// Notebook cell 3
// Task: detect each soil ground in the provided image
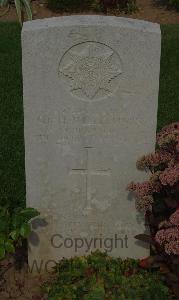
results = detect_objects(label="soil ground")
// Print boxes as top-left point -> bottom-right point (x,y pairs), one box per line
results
0,0 -> 179,24
0,257 -> 55,300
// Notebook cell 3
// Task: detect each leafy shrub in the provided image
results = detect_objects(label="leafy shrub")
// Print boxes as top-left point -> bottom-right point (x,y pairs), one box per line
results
44,251 -> 171,299
100,0 -> 138,13
124,0 -> 137,13
157,0 -> 179,11
47,0 -> 137,13
47,0 -> 96,12
0,206 -> 39,260
0,0 -> 32,24
127,122 -> 179,297
167,0 -> 179,10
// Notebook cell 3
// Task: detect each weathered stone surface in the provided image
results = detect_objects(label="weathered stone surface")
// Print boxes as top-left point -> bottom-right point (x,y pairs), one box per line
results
22,16 -> 161,270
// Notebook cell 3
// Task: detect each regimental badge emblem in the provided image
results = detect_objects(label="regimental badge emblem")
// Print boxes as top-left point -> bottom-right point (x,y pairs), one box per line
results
59,42 -> 122,101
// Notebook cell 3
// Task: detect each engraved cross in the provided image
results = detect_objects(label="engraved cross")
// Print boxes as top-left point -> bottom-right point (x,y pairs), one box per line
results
70,147 -> 111,212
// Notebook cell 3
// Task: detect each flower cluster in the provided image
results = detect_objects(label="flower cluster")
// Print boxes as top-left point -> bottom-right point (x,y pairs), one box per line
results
127,122 -> 179,259
159,163 -> 179,186
127,181 -> 159,212
165,241 -> 179,255
155,227 -> 179,245
135,196 -> 154,212
155,210 -> 179,255
136,151 -> 174,170
156,122 -> 179,148
127,181 -> 153,198
136,122 -> 179,172
170,209 -> 179,225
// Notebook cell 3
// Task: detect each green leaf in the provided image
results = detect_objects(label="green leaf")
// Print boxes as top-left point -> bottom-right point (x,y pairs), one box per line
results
135,234 -> 155,245
0,233 -> 6,243
19,207 -> 40,221
0,217 -> 8,232
0,0 -> 9,8
9,230 -> 20,241
12,214 -> 22,228
5,240 -> 15,254
20,223 -> 31,238
0,246 -> 6,260
0,237 -> 5,245
14,0 -> 22,25
22,0 -> 33,21
84,286 -> 105,299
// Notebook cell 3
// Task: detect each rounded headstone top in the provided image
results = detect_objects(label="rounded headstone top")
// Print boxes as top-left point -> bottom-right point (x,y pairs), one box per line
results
22,16 -> 160,34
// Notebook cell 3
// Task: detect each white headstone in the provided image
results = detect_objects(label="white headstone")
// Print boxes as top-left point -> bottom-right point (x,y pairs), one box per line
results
22,16 -> 161,271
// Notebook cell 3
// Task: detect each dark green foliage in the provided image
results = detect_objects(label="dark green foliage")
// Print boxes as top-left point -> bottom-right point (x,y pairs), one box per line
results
101,0 -> 138,13
168,0 -> 179,9
0,22 -> 25,209
157,25 -> 179,130
157,0 -> 179,10
44,251 -> 171,299
123,0 -> 138,13
47,0 -> 137,13
0,206 -> 39,260
47,0 -> 97,12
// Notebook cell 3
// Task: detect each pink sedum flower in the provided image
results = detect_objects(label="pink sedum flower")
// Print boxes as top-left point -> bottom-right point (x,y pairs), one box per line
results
127,181 -> 153,198
155,224 -> 179,255
136,150 -> 174,171
127,180 -> 162,199
155,227 -> 179,244
156,122 -> 179,157
165,241 -> 179,255
169,209 -> 179,226
135,196 -> 153,212
158,122 -> 179,136
155,229 -> 167,245
159,164 -> 179,186
128,123 -> 179,256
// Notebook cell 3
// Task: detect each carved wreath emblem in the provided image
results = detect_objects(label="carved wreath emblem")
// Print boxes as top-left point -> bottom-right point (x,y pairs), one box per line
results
59,42 -> 122,101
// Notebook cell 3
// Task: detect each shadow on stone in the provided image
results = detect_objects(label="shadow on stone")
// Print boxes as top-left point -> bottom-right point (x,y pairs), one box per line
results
134,239 -> 149,250
31,218 -> 48,230
127,191 -> 135,202
28,231 -> 40,246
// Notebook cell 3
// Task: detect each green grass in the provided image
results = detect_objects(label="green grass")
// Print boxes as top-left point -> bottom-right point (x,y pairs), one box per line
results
157,25 -> 179,130
0,23 -> 178,208
0,23 -> 25,208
